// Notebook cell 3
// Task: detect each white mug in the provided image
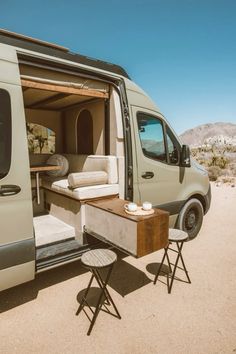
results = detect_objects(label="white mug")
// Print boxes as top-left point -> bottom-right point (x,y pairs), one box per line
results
124,202 -> 138,212
142,201 -> 152,211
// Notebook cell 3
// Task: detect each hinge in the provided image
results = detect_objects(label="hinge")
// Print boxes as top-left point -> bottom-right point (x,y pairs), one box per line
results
123,105 -> 129,116
128,165 -> 133,176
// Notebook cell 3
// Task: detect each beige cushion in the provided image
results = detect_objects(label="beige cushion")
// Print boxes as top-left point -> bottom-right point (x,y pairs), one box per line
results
83,155 -> 118,184
46,154 -> 69,177
47,179 -> 119,200
68,171 -> 108,189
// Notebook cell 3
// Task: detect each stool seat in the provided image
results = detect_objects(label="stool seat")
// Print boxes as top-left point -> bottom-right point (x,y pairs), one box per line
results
81,249 -> 117,268
77,248 -> 120,335
169,228 -> 188,242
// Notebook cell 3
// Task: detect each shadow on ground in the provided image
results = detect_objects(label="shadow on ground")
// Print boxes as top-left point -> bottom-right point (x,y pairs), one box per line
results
0,250 -> 151,313
0,259 -> 87,314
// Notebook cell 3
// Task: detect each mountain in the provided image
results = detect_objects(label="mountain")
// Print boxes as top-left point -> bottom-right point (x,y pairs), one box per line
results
179,122 -> 236,147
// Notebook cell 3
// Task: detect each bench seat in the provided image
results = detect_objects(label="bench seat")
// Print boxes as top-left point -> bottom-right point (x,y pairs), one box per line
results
42,178 -> 119,201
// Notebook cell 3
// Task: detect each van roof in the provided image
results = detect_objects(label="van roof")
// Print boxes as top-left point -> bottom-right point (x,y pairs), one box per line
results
0,29 -> 130,79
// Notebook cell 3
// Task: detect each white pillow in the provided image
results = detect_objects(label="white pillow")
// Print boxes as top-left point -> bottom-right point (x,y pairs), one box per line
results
46,154 -> 69,177
68,171 -> 108,189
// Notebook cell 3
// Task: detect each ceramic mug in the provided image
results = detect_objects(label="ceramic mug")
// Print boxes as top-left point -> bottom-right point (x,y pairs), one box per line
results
142,201 -> 152,211
124,202 -> 138,212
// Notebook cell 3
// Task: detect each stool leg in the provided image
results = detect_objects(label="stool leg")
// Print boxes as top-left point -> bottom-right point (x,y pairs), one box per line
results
76,273 -> 94,316
94,268 -> 121,320
87,265 -> 115,336
176,242 -> 191,284
168,241 -> 184,293
154,247 -> 169,285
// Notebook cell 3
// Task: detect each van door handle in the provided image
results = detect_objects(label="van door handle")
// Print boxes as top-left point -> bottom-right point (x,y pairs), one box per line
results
141,171 -> 154,179
0,184 -> 21,196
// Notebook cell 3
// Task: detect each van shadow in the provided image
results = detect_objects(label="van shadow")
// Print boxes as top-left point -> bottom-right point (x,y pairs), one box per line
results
0,250 -> 151,313
0,260 -> 87,314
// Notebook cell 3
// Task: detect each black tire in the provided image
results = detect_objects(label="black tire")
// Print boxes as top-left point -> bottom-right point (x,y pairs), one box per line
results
177,198 -> 204,240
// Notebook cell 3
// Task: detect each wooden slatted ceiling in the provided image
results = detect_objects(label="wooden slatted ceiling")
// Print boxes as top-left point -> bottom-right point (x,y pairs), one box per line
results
21,79 -> 109,99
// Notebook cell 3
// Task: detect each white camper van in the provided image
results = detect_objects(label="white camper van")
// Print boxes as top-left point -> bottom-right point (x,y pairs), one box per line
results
0,30 -> 211,291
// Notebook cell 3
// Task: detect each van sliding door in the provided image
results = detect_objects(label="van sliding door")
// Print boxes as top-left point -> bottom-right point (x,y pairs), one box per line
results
0,44 -> 35,291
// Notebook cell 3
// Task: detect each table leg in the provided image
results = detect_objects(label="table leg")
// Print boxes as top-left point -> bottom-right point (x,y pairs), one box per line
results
36,172 -> 40,205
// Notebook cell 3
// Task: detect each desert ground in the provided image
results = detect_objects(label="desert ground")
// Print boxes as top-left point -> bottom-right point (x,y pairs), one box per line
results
0,183 -> 235,354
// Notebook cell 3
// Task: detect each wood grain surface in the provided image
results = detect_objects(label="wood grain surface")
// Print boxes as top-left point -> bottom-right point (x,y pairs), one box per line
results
81,249 -> 117,268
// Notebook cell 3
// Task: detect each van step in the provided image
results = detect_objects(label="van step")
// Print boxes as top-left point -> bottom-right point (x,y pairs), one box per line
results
34,214 -> 75,247
36,238 -> 102,271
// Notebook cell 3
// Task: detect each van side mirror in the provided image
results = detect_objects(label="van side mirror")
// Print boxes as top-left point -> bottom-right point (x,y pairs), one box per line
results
181,145 -> 191,167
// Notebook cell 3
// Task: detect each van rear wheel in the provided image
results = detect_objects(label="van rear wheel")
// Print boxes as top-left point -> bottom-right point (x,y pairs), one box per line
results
177,198 -> 204,240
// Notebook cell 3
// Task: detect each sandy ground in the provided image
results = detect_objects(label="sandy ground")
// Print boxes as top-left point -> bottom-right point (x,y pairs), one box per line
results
0,183 -> 236,354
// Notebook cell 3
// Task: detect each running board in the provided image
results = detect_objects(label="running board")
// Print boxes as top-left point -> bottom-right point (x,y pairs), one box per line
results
36,238 -> 102,272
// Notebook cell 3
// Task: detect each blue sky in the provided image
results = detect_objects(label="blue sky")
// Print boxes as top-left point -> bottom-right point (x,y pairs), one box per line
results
0,0 -> 235,134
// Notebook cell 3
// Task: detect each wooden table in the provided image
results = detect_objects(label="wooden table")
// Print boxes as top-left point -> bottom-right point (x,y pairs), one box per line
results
85,198 -> 169,257
30,165 -> 61,204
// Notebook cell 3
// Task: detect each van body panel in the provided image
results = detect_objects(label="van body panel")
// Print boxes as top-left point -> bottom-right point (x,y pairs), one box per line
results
0,44 -> 21,85
0,261 -> 35,292
131,105 -> 183,207
0,238 -> 35,270
0,31 -> 211,291
0,45 -> 35,288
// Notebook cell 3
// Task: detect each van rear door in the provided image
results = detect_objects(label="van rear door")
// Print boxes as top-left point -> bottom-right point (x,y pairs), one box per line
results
0,44 -> 35,291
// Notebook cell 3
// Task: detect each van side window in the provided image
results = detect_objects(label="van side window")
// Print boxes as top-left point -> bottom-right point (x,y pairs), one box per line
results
0,89 -> 11,179
166,126 -> 180,165
26,123 -> 56,154
137,113 -> 166,162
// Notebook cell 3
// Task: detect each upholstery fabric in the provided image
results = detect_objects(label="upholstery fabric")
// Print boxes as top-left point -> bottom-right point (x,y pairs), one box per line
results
68,171 -> 108,189
46,154 -> 69,177
48,179 -> 119,200
83,155 -> 118,184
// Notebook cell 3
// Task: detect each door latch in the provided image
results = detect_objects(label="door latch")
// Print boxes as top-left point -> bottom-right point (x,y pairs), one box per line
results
0,184 -> 21,196
141,171 -> 154,179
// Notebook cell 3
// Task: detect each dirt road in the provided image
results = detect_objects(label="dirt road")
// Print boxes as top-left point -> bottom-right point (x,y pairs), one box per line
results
0,184 -> 235,354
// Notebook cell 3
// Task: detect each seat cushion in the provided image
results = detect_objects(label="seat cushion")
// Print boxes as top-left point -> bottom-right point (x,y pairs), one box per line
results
68,171 -> 108,189
83,155 -> 118,184
44,178 -> 119,201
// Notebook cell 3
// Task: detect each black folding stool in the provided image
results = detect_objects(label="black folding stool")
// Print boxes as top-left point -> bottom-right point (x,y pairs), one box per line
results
154,228 -> 191,293
76,248 -> 121,335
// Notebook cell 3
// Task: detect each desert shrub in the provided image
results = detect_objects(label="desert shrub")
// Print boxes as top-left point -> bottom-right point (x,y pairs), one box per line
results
208,155 -> 229,169
229,163 -> 236,176
207,166 -> 222,181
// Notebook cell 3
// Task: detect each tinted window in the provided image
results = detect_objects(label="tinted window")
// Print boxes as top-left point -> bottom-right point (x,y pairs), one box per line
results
137,113 -> 166,162
166,127 -> 180,165
0,89 -> 11,179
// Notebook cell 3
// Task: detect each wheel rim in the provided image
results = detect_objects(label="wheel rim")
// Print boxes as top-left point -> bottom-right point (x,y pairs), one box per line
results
185,207 -> 199,232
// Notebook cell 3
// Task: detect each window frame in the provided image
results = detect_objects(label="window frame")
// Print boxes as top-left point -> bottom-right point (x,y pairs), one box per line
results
164,124 -> 181,166
136,111 -> 181,166
136,111 -> 167,163
0,88 -> 12,180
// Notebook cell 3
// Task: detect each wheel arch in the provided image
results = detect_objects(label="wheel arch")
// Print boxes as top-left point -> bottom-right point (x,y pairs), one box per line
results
186,193 -> 206,214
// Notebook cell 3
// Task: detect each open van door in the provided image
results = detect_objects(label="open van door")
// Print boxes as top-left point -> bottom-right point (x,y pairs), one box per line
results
0,44 -> 35,291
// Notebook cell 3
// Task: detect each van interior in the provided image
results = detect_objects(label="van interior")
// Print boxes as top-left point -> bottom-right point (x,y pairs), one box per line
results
19,63 -> 125,270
